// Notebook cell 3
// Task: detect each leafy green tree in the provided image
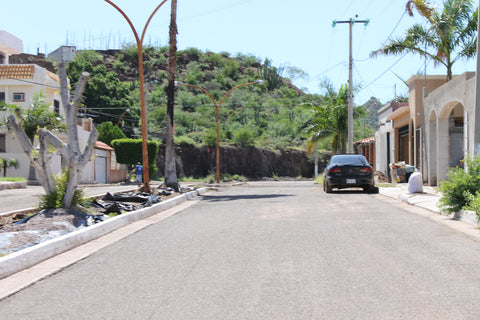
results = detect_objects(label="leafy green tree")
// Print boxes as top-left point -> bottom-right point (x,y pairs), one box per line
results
67,51 -> 136,130
20,92 -> 66,143
372,0 -> 478,81
97,122 -> 127,146
7,92 -> 66,182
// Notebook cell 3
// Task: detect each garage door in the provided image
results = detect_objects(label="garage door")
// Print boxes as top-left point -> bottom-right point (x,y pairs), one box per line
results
95,156 -> 107,183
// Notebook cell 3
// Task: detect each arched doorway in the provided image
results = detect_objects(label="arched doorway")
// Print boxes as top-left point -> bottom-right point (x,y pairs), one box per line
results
437,102 -> 465,181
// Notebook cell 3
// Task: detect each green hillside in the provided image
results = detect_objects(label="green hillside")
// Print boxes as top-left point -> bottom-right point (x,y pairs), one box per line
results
66,45 -> 377,151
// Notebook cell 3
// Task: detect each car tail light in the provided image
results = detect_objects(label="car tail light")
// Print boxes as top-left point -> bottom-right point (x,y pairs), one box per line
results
329,168 -> 341,174
360,167 -> 372,173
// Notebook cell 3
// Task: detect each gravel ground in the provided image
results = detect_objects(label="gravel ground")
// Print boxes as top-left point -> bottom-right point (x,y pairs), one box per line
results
0,189 -> 183,255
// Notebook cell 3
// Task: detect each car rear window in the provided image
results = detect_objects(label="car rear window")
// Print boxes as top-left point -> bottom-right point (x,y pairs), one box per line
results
330,155 -> 368,166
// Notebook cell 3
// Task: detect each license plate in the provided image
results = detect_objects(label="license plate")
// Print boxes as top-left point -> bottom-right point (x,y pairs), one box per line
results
346,179 -> 356,184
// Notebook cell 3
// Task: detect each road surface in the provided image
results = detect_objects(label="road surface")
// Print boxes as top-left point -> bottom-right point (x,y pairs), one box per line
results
1,181 -> 480,319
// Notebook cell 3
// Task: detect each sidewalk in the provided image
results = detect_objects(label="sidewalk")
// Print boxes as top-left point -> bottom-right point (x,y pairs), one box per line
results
378,183 -> 442,214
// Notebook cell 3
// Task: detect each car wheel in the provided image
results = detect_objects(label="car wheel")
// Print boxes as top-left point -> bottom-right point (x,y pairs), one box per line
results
365,185 -> 379,194
324,180 -> 332,193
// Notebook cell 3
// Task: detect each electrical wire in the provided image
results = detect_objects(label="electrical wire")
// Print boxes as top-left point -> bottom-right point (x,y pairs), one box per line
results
382,10 -> 407,45
364,53 -> 408,88
4,78 -> 60,90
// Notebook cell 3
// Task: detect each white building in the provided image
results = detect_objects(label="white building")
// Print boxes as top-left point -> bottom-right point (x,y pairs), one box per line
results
48,46 -> 77,63
0,31 -> 128,184
374,101 -> 397,181
0,30 -> 22,65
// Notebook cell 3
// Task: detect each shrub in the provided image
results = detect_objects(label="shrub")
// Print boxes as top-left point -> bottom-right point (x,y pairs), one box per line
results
464,191 -> 480,218
39,171 -> 89,209
438,157 -> 480,213
111,139 -> 160,177
174,135 -> 196,147
203,129 -> 217,147
233,128 -> 255,147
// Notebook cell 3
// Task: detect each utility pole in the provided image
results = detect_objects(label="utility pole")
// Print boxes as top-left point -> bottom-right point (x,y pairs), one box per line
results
474,0 -> 480,156
332,15 -> 369,153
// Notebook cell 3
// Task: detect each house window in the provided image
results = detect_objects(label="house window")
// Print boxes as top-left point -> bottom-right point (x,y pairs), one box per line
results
0,92 -> 5,103
12,93 -> 25,102
0,134 -> 5,153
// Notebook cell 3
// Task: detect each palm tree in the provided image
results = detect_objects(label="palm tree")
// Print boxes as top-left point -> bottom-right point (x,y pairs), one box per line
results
406,0 -> 435,17
372,0 -> 478,81
0,157 -> 19,177
303,82 -> 350,154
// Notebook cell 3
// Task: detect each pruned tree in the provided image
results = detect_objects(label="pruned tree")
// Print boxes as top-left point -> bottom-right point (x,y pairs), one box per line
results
7,61 -> 98,208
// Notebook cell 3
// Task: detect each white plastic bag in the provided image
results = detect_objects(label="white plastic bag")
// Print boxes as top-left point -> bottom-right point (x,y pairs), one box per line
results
408,171 -> 423,193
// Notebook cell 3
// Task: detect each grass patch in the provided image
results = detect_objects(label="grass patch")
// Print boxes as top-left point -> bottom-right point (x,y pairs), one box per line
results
315,175 -> 324,185
376,183 -> 396,187
0,177 -> 26,182
178,176 -> 203,183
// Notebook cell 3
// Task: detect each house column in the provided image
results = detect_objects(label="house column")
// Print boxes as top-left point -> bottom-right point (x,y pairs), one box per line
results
427,116 -> 437,185
437,117 -> 450,182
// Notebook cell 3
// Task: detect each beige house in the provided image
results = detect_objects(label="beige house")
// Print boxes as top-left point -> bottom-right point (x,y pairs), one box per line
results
375,72 -> 476,186
423,72 -> 475,186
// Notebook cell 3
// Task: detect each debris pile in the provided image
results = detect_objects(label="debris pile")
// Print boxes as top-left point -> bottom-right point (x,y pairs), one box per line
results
0,186 -> 195,255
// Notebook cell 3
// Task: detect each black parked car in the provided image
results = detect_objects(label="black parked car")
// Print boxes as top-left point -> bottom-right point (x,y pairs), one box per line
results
323,154 -> 378,193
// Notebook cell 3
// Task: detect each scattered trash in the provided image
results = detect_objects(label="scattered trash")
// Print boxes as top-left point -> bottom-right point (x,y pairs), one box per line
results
0,185 -> 194,255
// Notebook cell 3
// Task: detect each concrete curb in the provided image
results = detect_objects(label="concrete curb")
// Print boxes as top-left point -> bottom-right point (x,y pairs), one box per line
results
453,210 -> 480,226
0,187 -> 207,280
0,181 -> 27,191
384,187 -> 480,227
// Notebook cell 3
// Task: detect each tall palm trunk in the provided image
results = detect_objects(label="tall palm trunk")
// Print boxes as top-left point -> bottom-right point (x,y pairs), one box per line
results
165,0 -> 178,190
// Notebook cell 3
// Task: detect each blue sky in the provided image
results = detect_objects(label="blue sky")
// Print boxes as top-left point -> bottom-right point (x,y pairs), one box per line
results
1,0 -> 477,105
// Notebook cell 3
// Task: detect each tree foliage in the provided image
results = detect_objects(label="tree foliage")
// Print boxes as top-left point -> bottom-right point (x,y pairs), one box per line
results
303,81 -> 367,154
111,139 -> 160,176
67,51 -> 136,134
0,157 -> 19,177
97,121 -> 127,146
65,46 -> 378,154
14,92 -> 66,143
372,0 -> 478,81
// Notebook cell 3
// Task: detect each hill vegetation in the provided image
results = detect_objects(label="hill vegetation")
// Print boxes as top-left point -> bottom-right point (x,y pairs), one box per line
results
66,45 -> 378,152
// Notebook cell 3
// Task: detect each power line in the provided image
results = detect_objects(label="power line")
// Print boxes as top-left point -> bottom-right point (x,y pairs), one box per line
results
364,53 -> 407,88
383,10 -> 407,45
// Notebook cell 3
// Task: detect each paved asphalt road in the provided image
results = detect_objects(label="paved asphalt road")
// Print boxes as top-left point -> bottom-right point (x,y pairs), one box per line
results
1,181 -> 480,319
